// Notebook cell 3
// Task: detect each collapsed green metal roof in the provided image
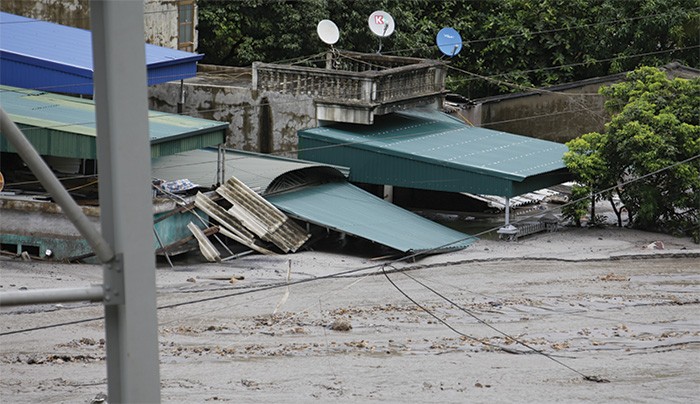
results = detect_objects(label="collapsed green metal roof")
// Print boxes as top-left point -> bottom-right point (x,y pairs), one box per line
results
298,109 -> 572,197
153,149 -> 473,254
266,179 -> 475,254
0,85 -> 227,159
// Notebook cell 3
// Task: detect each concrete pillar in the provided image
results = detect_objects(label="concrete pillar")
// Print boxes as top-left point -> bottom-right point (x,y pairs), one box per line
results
504,196 -> 510,226
383,185 -> 393,202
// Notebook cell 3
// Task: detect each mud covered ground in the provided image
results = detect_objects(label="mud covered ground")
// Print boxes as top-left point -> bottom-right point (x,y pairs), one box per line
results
1,226 -> 699,403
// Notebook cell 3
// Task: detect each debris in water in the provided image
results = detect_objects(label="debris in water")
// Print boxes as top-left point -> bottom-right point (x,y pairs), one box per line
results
330,318 -> 352,332
644,241 -> 664,250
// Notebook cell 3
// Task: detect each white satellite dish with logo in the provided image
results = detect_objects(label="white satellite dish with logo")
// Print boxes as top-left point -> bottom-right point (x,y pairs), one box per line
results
317,19 -> 340,45
368,10 -> 395,37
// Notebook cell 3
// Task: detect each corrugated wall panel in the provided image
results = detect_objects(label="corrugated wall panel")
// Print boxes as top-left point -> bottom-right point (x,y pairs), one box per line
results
0,125 -> 97,159
150,132 -> 225,158
0,57 -> 93,94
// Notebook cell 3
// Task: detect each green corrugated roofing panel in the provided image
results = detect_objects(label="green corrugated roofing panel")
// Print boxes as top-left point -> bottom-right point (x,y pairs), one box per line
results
0,85 -> 227,159
299,109 -> 571,196
266,181 -> 475,254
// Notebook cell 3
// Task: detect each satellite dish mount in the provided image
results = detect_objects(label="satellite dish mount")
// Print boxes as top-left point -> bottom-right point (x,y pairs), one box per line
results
317,19 -> 341,69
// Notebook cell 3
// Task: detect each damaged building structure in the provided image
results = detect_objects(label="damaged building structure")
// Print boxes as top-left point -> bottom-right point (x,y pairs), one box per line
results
1,11 -> 575,263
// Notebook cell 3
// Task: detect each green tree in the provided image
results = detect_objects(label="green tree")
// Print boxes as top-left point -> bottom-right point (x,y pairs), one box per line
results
197,0 -> 699,99
197,0 -> 331,66
565,66 -> 700,241
562,132 -> 612,226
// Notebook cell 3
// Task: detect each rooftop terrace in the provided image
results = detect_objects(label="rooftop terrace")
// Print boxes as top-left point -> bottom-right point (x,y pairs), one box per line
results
252,51 -> 448,124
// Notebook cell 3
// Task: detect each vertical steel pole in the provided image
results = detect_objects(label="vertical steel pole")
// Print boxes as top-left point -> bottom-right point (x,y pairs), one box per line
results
177,79 -> 184,114
504,196 -> 510,226
90,1 -> 161,402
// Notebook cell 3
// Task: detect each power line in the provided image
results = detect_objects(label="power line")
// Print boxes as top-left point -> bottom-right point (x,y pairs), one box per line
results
447,46 -> 700,88
0,262 -> 384,337
2,153 -> 698,337
375,155 -> 699,377
381,265 -> 610,383
5,42 -> 694,142
384,8 -> 700,57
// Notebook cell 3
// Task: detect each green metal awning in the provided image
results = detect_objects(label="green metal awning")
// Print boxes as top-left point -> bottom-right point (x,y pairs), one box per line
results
266,179 -> 475,254
0,85 -> 227,159
298,109 -> 572,197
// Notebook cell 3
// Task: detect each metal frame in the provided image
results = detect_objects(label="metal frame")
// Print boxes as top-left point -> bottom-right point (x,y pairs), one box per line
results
0,1 -> 161,402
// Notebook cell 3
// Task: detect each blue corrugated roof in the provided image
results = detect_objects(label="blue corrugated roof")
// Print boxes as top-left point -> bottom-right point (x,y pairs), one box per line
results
0,12 -> 203,95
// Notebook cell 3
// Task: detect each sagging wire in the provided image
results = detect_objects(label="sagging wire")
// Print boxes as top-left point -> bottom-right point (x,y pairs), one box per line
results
381,264 -> 610,383
2,155 -> 698,338
0,260 -> 386,337
396,153 -> 700,263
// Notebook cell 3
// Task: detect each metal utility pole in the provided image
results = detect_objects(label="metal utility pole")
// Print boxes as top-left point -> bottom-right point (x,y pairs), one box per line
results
0,1 -> 161,401
91,1 -> 161,402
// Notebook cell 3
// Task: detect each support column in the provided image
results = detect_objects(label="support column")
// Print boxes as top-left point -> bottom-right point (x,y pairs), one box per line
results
504,196 -> 510,226
177,79 -> 185,114
497,195 -> 517,241
91,1 -> 160,402
383,185 -> 393,202
217,144 -> 226,185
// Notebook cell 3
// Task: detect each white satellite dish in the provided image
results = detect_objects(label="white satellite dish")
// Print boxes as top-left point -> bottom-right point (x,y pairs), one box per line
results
368,10 -> 395,37
317,19 -> 340,45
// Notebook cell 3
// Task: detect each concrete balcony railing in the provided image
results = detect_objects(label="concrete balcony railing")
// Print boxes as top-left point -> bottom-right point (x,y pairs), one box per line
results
252,51 -> 447,124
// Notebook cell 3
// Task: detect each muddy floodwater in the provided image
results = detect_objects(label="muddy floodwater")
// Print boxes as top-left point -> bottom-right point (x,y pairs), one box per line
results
1,227 -> 698,403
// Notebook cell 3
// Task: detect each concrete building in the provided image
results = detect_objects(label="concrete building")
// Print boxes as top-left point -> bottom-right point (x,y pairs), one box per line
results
453,62 -> 700,143
149,51 -> 448,157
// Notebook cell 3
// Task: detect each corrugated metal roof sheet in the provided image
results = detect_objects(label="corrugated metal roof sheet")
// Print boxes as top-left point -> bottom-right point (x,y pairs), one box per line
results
153,149 -> 471,254
266,181 -> 475,254
216,177 -> 310,253
194,192 -> 275,255
0,85 -> 227,159
298,109 -> 572,197
152,148 -> 349,191
0,12 -> 203,94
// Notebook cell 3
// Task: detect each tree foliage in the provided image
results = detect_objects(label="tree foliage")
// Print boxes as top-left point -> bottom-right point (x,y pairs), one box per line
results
197,0 -> 699,98
564,67 -> 700,241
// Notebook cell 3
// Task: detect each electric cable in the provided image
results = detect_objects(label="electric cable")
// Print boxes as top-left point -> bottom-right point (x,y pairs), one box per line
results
382,265 -> 609,382
0,263 -> 384,337
5,44 -> 694,149
382,8 -> 700,57
2,153 -> 697,337
447,46 -> 700,88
